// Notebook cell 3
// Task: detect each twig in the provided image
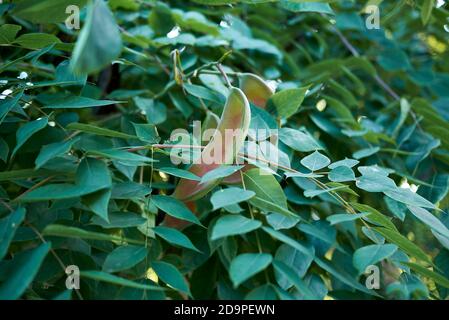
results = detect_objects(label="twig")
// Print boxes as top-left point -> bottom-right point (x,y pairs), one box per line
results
12,176 -> 54,202
216,64 -> 232,87
25,221 -> 84,300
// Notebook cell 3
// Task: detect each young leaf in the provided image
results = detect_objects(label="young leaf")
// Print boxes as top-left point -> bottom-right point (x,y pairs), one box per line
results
300,151 -> 331,172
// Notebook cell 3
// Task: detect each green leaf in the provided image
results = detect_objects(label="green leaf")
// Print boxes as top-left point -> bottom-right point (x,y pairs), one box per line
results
328,166 -> 355,182
152,261 -> 190,295
328,158 -> 359,169
0,24 -> 22,44
327,212 -> 370,225
44,96 -> 119,109
76,158 -> 111,194
0,168 -> 53,182
274,243 -> 313,290
262,226 -> 314,258
0,243 -> 50,300
67,122 -> 137,139
0,91 -> 23,125
384,188 -> 436,209
132,123 -> 160,143
314,257 -> 377,296
249,196 -> 299,218
183,83 -> 226,105
266,212 -> 300,230
0,138 -> 9,162
279,1 -> 334,15
158,167 -> 201,181
87,149 -> 154,164
210,187 -> 255,210
356,174 -> 396,193
83,188 -> 111,222
14,33 -> 62,50
12,0 -> 88,23
71,0 -> 123,74
373,227 -> 432,265
304,186 -> 346,198
0,207 -> 26,260
300,151 -> 330,171
407,206 -> 449,240
151,195 -> 202,226
111,182 -> 151,199
103,245 -> 147,273
243,168 -> 287,209
421,0 -> 435,25
200,165 -> 243,183
81,270 -> 163,291
43,224 -> 144,245
211,214 -> 261,240
229,253 -> 272,288
90,211 -> 146,229
279,128 -> 323,152
404,262 -> 449,289
353,244 -> 398,274
12,117 -> 48,157
352,146 -> 380,159
351,202 -> 397,231
35,138 -> 80,169
272,260 -> 318,299
267,87 -> 309,119
153,226 -> 200,252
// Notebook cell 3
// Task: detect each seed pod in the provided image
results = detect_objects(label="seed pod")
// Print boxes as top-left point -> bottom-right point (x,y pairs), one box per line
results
172,87 -> 251,202
193,111 -> 220,146
239,73 -> 275,109
222,74 -> 275,185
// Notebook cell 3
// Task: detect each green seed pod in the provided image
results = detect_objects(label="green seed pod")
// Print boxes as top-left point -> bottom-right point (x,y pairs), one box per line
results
172,87 -> 251,202
222,73 -> 275,185
239,73 -> 275,109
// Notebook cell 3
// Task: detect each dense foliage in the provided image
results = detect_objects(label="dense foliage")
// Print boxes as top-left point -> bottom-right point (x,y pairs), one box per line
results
1,0 -> 449,300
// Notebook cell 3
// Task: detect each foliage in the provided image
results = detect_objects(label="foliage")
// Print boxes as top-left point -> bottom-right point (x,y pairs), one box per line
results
1,0 -> 449,300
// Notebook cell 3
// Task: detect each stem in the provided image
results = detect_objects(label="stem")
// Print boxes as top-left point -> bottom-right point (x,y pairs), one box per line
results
216,64 -> 232,87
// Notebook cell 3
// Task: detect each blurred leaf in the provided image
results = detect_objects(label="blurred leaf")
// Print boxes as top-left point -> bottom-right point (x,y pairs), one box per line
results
71,0 -> 122,74
0,243 -> 50,300
0,207 -> 26,260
